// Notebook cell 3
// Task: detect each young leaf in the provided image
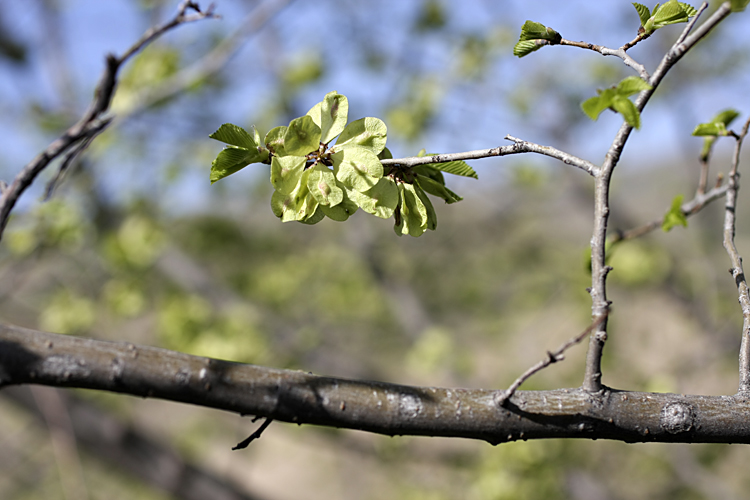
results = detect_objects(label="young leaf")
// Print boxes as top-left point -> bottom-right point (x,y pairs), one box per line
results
662,195 -> 688,232
412,165 -> 446,185
415,151 -> 478,179
307,91 -> 349,145
414,181 -> 437,231
632,3 -> 652,27
284,115 -> 322,157
581,88 -> 616,121
335,117 -> 388,155
513,39 -> 546,58
210,147 -> 256,184
611,97 -> 642,129
332,146 -> 384,192
416,174 -> 463,204
652,0 -> 689,27
692,122 -> 728,137
209,123 -> 258,149
616,76 -> 652,97
518,21 -> 562,43
394,182 -> 428,237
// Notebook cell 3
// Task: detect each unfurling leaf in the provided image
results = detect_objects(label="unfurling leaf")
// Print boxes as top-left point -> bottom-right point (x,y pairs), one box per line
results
662,195 -> 688,232
513,39 -> 547,58
518,21 -> 562,43
210,123 -> 258,149
582,77 -> 651,129
693,109 -> 740,160
210,147 -> 256,184
632,3 -> 652,27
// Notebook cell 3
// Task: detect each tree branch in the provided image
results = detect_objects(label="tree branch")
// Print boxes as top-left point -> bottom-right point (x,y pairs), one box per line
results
495,312 -> 609,406
559,39 -> 649,80
381,135 -> 598,176
609,182 -> 729,244
3,324 -> 750,444
0,1 -> 217,243
582,3 -> 732,393
723,116 -> 750,392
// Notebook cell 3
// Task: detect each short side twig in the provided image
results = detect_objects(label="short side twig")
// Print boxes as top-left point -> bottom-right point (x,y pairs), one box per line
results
381,136 -> 598,177
609,182 -> 729,244
495,312 -> 609,407
0,2 -> 217,243
232,417 -> 274,450
723,116 -> 750,392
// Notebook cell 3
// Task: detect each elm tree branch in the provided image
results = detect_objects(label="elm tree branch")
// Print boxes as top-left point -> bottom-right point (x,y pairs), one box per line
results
559,39 -> 649,80
609,182 -> 729,244
381,136 -> 598,176
495,311 -> 609,407
723,116 -> 750,392
582,3 -> 732,393
6,324 -> 750,444
0,1 -> 217,243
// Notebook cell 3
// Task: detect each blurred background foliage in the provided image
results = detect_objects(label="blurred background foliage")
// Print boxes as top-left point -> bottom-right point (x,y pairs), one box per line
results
1,0 -> 750,499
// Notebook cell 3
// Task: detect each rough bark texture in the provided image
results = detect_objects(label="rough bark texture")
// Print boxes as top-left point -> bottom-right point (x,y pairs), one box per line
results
3,324 -> 750,445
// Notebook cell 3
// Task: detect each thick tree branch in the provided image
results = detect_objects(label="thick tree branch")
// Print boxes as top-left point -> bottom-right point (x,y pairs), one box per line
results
0,1 -> 217,243
582,3 -> 732,392
381,135 -> 598,176
3,324 -> 750,444
723,117 -> 750,392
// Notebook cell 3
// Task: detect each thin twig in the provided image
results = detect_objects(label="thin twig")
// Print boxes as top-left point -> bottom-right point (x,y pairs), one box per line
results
609,182 -> 729,244
0,2 -> 217,243
560,39 -> 649,80
495,312 -> 609,407
381,136 -> 598,176
675,2 -> 709,46
723,116 -> 750,392
232,417 -> 274,450
582,3 -> 733,393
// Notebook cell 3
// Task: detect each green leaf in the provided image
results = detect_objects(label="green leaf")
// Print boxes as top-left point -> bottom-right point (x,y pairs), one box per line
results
518,21 -> 562,43
209,123 -> 258,149
284,115 -> 322,157
662,195 -> 688,232
332,146 -> 384,192
581,88 -> 616,121
712,109 -> 741,127
633,3 -> 652,27
265,126 -> 288,157
307,91 -> 349,145
334,117 -> 388,155
270,156 -> 305,194
679,2 -> 698,16
414,181 -> 437,231
347,178 -> 398,219
611,97 -> 642,129
378,146 -> 393,160
416,174 -> 463,204
732,0 -> 750,12
513,39 -> 546,58
394,182 -> 428,237
307,163 -> 344,207
210,147 -> 255,184
652,0 -> 689,27
616,76 -> 652,97
412,165 -> 445,185
692,122 -> 728,137
431,160 -> 477,179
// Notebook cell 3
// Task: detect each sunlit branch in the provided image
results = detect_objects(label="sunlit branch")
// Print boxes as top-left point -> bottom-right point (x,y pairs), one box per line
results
582,2 -> 733,393
559,39 -> 649,80
381,136 -> 598,176
723,116 -> 750,392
